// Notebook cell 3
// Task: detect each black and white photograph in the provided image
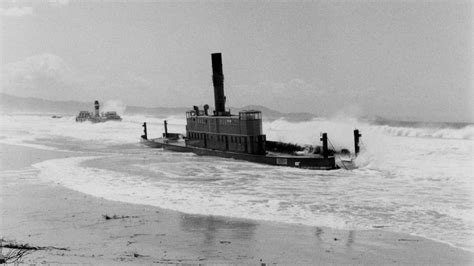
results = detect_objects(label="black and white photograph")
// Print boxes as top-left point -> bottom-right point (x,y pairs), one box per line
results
0,0 -> 472,264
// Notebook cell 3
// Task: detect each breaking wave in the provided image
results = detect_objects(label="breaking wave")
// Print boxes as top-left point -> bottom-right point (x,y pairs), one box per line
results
1,112 -> 473,251
370,124 -> 474,140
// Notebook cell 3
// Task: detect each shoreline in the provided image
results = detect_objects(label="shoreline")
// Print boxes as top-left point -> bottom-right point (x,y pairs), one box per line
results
1,143 -> 472,264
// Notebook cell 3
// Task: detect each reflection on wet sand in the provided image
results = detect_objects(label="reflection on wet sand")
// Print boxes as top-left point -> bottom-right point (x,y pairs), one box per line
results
315,227 -> 323,241
314,227 -> 355,248
347,230 -> 355,247
180,213 -> 257,244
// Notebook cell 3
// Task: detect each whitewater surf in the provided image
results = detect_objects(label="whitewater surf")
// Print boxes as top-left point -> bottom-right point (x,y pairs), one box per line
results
1,113 -> 473,252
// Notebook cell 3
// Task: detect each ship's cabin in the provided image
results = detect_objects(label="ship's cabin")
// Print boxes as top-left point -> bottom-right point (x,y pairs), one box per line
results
185,109 -> 266,155
77,111 -> 91,118
104,111 -> 120,119
239,110 -> 261,120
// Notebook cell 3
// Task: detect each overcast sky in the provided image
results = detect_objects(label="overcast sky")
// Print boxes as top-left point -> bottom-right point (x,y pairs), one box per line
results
1,0 -> 472,122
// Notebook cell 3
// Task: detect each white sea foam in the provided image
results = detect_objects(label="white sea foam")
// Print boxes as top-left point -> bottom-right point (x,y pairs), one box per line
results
33,155 -> 354,230
372,124 -> 474,140
3,113 -> 474,251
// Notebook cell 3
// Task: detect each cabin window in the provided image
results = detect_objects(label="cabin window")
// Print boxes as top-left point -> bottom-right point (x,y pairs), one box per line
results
239,112 -> 262,120
186,111 -> 196,118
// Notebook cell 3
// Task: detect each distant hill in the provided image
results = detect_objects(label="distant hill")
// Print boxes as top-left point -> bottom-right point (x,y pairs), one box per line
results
125,106 -> 188,117
0,93 -> 90,115
232,105 -> 316,121
0,93 -> 317,121
0,93 -> 188,116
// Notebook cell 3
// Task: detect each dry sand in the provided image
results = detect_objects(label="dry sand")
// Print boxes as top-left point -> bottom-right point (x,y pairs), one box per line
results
1,143 -> 472,264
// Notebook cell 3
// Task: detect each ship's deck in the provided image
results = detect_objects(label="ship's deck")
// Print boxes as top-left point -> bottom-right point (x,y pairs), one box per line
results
145,137 -> 326,158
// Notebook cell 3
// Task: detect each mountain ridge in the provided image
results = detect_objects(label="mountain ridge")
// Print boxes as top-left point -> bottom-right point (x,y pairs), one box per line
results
0,93 -> 317,121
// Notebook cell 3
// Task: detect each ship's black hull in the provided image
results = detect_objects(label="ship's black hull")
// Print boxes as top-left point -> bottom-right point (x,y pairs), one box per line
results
76,117 -> 122,123
141,137 -> 337,170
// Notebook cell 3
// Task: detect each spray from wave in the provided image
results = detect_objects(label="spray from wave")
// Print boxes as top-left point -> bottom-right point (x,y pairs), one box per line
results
370,124 -> 474,140
101,100 -> 126,115
1,111 -> 473,251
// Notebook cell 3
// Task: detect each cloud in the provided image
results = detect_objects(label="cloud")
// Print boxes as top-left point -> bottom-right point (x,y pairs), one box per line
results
1,53 -> 79,99
1,53 -> 159,105
0,6 -> 33,17
228,79 -> 329,114
47,0 -> 70,7
0,0 -> 70,17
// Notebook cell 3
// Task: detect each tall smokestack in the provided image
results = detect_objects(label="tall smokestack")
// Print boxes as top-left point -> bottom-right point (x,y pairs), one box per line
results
94,100 -> 100,117
211,53 -> 226,116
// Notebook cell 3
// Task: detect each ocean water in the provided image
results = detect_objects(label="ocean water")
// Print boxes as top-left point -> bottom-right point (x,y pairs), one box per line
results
1,112 -> 473,251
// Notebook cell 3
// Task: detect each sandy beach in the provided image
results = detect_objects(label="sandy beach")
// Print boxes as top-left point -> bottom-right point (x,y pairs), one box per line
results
0,143 -> 472,264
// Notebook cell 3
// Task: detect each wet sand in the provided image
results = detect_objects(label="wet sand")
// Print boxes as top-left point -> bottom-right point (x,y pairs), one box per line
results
0,143 -> 472,264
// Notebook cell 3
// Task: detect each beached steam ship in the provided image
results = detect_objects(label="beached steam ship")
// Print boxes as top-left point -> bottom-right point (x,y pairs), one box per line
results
141,53 -> 361,170
76,100 -> 122,123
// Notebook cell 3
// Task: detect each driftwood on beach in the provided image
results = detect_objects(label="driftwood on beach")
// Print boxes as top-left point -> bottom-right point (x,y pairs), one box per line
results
0,238 -> 69,264
103,214 -> 139,220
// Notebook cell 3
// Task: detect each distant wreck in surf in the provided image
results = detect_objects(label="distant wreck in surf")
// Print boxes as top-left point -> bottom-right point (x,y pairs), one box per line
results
140,53 -> 361,170
76,100 -> 122,123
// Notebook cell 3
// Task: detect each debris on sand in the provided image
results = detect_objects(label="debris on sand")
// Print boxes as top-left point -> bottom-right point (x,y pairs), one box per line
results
0,238 -> 69,264
102,214 -> 138,220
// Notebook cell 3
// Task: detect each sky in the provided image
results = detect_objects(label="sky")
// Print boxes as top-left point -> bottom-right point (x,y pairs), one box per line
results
1,0 -> 472,122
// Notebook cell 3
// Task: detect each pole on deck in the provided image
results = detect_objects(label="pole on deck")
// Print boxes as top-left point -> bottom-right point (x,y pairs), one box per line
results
354,129 -> 362,155
320,133 -> 329,158
164,120 -> 168,138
